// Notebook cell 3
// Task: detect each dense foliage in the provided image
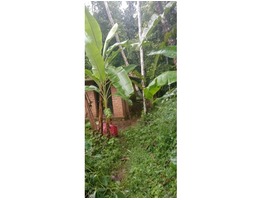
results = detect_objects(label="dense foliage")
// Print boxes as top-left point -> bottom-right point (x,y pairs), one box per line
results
86,1 -> 177,87
85,96 -> 177,198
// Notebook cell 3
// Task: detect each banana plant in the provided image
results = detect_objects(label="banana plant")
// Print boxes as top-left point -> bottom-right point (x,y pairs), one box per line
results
85,8 -> 134,134
145,42 -> 177,103
144,70 -> 177,102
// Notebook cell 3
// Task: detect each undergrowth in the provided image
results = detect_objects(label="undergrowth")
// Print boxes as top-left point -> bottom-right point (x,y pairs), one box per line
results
85,96 -> 176,198
122,97 -> 177,197
85,132 -> 125,198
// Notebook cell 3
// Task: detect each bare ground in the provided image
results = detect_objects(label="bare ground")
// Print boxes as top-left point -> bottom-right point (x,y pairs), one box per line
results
111,118 -> 139,131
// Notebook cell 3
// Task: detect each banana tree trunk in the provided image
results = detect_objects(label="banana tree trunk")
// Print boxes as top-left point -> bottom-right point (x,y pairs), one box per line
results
102,84 -> 111,136
98,94 -> 103,134
137,1 -> 147,114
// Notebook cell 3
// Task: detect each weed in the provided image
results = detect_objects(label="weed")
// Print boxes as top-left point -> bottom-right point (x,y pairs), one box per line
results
85,96 -> 177,197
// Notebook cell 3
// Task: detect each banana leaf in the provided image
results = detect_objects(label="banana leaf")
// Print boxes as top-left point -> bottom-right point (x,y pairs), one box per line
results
102,23 -> 118,59
106,40 -> 128,57
122,64 -> 137,74
107,66 -> 134,104
85,85 -> 100,93
144,71 -> 177,100
85,69 -> 100,85
141,14 -> 161,43
147,46 -> 177,58
85,8 -> 106,81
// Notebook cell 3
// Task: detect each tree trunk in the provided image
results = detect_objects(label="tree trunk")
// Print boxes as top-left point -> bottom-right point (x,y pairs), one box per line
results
85,93 -> 96,130
155,2 -> 173,45
103,84 -> 110,136
156,2 -> 170,34
98,94 -> 103,134
137,1 -> 147,114
104,1 -> 129,66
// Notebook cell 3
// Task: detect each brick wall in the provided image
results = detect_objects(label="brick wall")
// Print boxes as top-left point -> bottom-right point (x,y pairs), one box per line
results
85,85 -> 128,119
111,87 -> 125,118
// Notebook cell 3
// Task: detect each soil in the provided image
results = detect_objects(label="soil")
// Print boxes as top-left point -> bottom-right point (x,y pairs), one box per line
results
111,117 -> 139,131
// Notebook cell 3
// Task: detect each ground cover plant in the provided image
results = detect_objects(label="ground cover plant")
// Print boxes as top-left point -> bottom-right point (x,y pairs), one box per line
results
85,96 -> 176,198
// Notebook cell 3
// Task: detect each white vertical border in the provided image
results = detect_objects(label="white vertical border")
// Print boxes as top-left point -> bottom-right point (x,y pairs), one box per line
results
178,0 -> 262,199
0,0 -> 85,199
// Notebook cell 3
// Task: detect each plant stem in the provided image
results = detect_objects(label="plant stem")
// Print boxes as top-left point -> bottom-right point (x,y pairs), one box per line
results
137,1 -> 147,114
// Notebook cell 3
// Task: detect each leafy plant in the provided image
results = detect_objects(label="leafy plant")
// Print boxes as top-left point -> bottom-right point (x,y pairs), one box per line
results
144,70 -> 177,101
85,7 -> 134,133
85,130 -> 125,197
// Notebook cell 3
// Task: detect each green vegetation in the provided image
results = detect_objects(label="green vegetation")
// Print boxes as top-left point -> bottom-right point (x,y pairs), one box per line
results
85,2 -> 177,197
86,1 -> 177,114
85,133 -> 124,198
85,8 -> 134,133
85,96 -> 176,198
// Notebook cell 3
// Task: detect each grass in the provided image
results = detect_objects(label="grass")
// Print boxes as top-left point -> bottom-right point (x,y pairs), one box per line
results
85,96 -> 177,198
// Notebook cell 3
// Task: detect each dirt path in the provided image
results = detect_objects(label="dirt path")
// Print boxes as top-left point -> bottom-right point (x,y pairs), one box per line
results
112,118 -> 138,131
109,119 -> 137,190
109,134 -> 130,191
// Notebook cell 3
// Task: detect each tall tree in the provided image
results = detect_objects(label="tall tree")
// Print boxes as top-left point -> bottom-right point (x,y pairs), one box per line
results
137,1 -> 147,114
124,1 -> 138,40
155,2 -> 172,45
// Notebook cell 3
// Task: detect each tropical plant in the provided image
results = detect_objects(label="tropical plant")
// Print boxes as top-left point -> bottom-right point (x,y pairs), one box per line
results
85,7 -> 134,134
144,44 -> 177,103
144,70 -> 177,102
135,1 -> 176,113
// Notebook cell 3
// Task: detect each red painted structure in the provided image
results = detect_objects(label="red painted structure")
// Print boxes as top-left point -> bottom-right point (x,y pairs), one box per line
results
103,123 -> 118,137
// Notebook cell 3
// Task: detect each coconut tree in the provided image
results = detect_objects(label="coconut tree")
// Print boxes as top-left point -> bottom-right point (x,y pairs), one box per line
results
85,7 -> 134,134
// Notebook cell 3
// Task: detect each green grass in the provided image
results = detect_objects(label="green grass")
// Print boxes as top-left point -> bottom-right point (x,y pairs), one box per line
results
85,96 -> 176,198
122,97 -> 177,197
